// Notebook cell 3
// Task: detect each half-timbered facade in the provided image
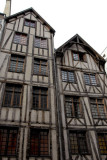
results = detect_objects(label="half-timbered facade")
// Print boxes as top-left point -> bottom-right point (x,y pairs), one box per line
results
55,34 -> 107,160
0,6 -> 58,160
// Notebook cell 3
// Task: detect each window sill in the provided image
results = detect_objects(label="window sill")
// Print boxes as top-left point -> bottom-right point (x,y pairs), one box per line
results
71,153 -> 90,155
67,116 -> 83,119
8,71 -> 25,74
13,42 -> 27,46
31,108 -> 49,111
62,81 -> 77,84
0,154 -> 17,157
33,73 -> 48,77
28,155 -> 51,158
34,46 -> 48,50
2,106 -> 21,108
85,84 -> 99,87
93,118 -> 107,120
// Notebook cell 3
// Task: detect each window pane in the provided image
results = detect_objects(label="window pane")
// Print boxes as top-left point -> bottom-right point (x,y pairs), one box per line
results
41,95 -> 47,109
73,53 -> 79,61
84,74 -> 90,85
9,60 -> 17,72
0,129 -> 7,155
65,102 -> 73,117
68,72 -> 75,82
70,133 -> 78,154
41,65 -> 47,75
78,133 -> 88,154
98,105 -> 106,119
98,133 -> 107,154
91,104 -> 98,118
20,35 -> 27,45
14,34 -> 20,43
90,75 -> 97,85
17,61 -> 24,72
25,20 -> 35,27
40,131 -> 48,155
61,70 -> 67,82
41,39 -> 47,49
3,91 -> 12,107
30,21 -> 35,27
35,38 -> 41,48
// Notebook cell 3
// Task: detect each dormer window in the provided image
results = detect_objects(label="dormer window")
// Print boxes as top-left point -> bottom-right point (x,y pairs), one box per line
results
25,19 -> 36,28
73,52 -> 86,62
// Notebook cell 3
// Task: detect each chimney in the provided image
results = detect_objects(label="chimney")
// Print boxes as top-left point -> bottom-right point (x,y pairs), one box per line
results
4,0 -> 11,17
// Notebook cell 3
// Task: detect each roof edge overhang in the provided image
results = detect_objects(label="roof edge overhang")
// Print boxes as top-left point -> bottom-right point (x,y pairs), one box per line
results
5,7 -> 55,35
55,34 -> 105,63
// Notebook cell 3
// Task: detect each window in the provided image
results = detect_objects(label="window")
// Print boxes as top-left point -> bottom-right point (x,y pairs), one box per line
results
32,87 -> 48,109
98,133 -> 107,154
9,55 -> 25,73
61,70 -> 75,83
25,19 -> 35,27
90,98 -> 106,119
84,73 -> 97,85
34,59 -> 47,76
30,129 -> 49,156
73,52 -> 86,61
69,131 -> 88,154
3,84 -> 22,107
14,33 -> 27,45
65,97 -> 83,118
0,127 -> 18,156
35,37 -> 47,49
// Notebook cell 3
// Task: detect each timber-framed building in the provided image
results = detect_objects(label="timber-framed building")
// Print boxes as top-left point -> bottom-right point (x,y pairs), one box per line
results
0,1 -> 58,160
55,34 -> 107,160
0,0 -> 107,160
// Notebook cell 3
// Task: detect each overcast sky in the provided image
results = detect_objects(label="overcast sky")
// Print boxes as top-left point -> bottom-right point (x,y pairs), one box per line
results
0,0 -> 107,54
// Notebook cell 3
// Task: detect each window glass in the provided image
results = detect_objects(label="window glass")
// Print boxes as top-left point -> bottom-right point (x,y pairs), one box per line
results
69,131 -> 88,154
35,37 -> 47,49
61,70 -> 75,83
65,97 -> 83,118
3,84 -> 22,107
84,74 -> 97,86
25,19 -> 35,27
34,59 -> 47,76
98,133 -> 107,154
90,98 -> 106,119
33,87 -> 48,109
0,128 -> 18,156
14,33 -> 27,45
30,129 -> 49,156
9,55 -> 25,73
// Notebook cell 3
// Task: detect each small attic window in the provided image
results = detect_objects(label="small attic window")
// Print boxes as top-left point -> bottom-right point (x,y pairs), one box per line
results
73,52 -> 86,62
25,19 -> 36,28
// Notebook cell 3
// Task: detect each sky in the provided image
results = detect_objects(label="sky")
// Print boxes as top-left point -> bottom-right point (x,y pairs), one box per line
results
0,0 -> 107,54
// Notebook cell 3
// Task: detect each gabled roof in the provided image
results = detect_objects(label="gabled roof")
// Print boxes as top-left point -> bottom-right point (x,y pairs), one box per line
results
56,34 -> 105,62
5,7 -> 55,34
